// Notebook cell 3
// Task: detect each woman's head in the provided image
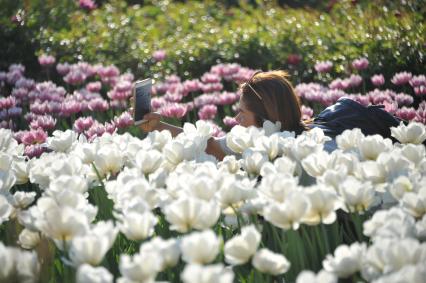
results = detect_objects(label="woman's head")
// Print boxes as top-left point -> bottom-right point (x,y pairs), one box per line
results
235,70 -> 305,134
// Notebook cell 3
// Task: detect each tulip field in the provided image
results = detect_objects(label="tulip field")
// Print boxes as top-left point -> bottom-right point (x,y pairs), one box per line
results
1,53 -> 426,283
1,0 -> 426,282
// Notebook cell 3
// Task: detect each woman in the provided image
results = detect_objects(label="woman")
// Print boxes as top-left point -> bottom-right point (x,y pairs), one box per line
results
135,70 -> 308,160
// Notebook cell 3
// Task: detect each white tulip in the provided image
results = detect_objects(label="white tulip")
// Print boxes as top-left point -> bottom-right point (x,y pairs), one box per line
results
181,264 -> 234,283
317,168 -> 348,192
372,263 -> 426,283
69,221 -> 118,266
72,141 -> 99,165
302,185 -> 340,225
12,157 -> 31,185
400,144 -> 426,167
258,173 -> 298,203
35,201 -> 90,242
252,248 -> 290,275
47,129 -> 78,152
77,264 -> 113,283
218,155 -> 240,174
358,160 -> 386,185
357,135 -> 393,161
302,150 -> 331,177
163,140 -> 185,165
296,270 -> 337,283
18,229 -> 41,249
11,191 -> 36,209
144,130 -> 172,151
135,149 -> 163,175
361,238 -> 426,281
183,120 -> 214,138
377,151 -> 413,183
118,251 -> 162,283
164,197 -> 220,233
253,134 -> 281,160
291,135 -> 323,161
181,230 -> 220,264
14,248 -> 40,283
0,128 -> 23,155
217,176 -> 256,208
0,194 -> 12,224
339,177 -> 378,213
185,174 -> 219,201
336,128 -> 364,151
388,175 -> 416,200
0,153 -> 16,193
390,121 -> 426,144
0,244 -> 40,283
322,242 -> 367,278
27,153 -> 61,189
402,187 -> 426,218
328,150 -> 359,175
363,207 -> 416,241
226,125 -> 261,154
224,225 -> 261,265
241,149 -> 268,177
263,192 -> 310,230
0,242 -> 14,280
93,145 -> 124,177
48,175 -> 88,195
119,211 -> 157,241
140,237 -> 180,270
260,156 -> 299,177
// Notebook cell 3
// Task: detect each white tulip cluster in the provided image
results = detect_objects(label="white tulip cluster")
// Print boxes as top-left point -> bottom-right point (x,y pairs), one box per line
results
0,120 -> 425,282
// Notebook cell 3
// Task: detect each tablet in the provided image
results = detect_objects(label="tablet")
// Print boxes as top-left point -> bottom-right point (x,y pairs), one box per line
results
133,78 -> 152,125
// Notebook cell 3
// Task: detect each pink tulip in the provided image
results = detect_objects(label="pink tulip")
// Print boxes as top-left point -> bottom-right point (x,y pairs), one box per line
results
409,75 -> 426,87
371,74 -> 385,87
152,50 -> 167,62
159,103 -> 187,118
198,104 -> 217,120
114,111 -> 133,128
301,105 -> 314,120
314,61 -> 333,73
395,107 -> 417,121
30,115 -> 56,130
24,144 -> 45,159
352,57 -> 369,71
21,129 -> 47,145
394,93 -> 414,106
201,73 -> 221,84
414,86 -> 426,96
88,98 -> 109,112
74,117 -> 95,133
86,81 -> 102,92
56,63 -> 71,76
38,54 -> 56,67
223,116 -> 238,128
391,72 -> 412,85
79,0 -> 97,11
415,102 -> 426,124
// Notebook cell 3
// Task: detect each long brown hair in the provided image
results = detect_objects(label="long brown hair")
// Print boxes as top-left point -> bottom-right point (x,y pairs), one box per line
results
239,70 -> 308,134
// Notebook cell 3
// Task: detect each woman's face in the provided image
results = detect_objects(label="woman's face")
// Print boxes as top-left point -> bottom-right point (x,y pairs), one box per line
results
235,98 -> 258,127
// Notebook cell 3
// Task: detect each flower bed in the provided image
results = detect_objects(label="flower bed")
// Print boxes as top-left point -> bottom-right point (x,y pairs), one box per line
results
1,57 -> 426,282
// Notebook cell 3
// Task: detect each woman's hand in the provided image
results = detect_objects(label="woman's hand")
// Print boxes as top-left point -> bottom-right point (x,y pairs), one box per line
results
140,112 -> 162,132
129,95 -> 162,132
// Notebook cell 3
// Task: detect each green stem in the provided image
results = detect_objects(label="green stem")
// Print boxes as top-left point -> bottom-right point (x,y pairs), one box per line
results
321,222 -> 331,255
230,205 -> 242,232
91,162 -> 105,188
